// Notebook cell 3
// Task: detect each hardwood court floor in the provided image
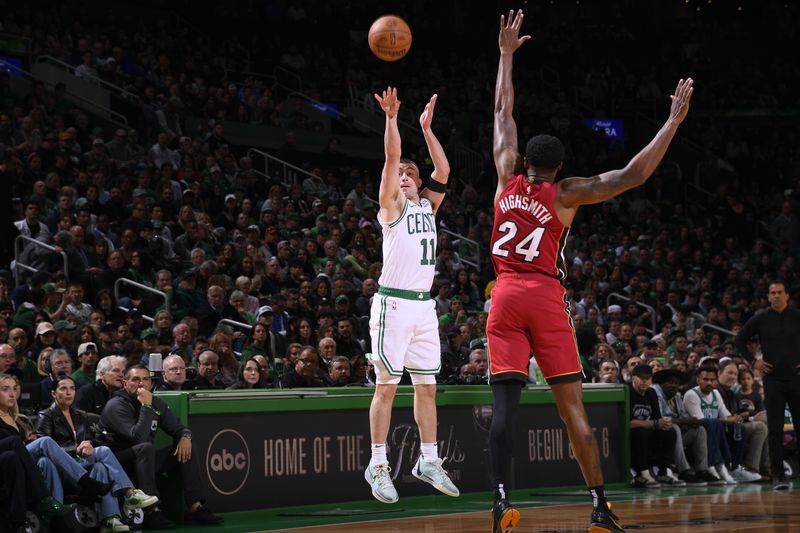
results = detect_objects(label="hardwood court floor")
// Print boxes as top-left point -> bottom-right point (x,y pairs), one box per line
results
273,485 -> 799,533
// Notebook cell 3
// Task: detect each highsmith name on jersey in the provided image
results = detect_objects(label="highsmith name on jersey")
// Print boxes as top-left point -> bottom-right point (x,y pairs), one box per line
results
490,175 -> 569,280
379,198 -> 437,292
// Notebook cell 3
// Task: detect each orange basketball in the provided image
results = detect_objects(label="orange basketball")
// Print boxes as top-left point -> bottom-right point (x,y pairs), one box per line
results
368,15 -> 412,62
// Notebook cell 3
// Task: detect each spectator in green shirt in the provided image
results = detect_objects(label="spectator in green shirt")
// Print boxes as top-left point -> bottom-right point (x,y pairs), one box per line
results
70,342 -> 98,387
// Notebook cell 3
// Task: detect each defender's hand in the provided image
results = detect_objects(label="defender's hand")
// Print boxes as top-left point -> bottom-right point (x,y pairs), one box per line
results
499,9 -> 531,55
669,78 -> 694,125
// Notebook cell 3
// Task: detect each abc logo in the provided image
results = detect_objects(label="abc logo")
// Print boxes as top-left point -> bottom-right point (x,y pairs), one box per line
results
205,429 -> 250,495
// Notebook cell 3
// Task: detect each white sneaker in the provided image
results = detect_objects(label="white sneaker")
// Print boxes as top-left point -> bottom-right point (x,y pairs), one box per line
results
411,457 -> 460,497
730,465 -> 761,483
365,462 -> 399,503
657,467 -> 687,487
633,469 -> 661,488
100,516 -> 130,533
716,463 -> 737,485
123,488 -> 159,511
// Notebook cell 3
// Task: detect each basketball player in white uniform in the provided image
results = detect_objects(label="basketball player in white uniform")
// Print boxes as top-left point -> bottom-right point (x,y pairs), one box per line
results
365,86 -> 459,503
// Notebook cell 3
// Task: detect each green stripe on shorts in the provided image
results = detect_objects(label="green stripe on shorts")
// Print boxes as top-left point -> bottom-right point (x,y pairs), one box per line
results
377,296 -> 403,376
405,365 -> 441,374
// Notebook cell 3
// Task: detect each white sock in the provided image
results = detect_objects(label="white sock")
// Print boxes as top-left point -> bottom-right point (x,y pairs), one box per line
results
421,442 -> 438,462
371,443 -> 387,465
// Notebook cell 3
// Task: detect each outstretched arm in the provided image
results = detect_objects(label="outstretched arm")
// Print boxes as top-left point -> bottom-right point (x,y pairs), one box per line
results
419,94 -> 449,214
374,86 -> 404,222
558,78 -> 694,209
493,9 -> 531,207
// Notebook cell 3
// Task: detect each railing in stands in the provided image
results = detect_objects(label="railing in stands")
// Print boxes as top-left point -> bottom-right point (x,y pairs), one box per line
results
701,322 -> 735,340
439,228 -> 480,273
244,147 -> 378,210
605,292 -> 657,334
287,91 -> 382,136
245,147 -> 317,188
683,180 -> 715,210
229,70 -> 278,98
14,236 -> 68,282
0,58 -> 129,127
218,318 -> 252,333
274,65 -> 303,95
665,303 -> 707,331
34,55 -> 141,103
114,278 -> 167,324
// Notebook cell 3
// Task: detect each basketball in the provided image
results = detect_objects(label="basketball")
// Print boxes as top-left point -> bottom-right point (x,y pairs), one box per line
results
368,15 -> 412,62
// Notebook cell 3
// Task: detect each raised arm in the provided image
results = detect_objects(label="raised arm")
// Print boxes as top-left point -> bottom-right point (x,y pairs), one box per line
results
374,86 -> 404,222
493,9 -> 531,206
557,78 -> 694,211
419,94 -> 449,214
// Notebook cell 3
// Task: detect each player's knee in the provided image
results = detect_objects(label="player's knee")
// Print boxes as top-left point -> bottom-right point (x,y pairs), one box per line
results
410,374 -> 437,387
557,403 -> 588,429
374,383 -> 399,401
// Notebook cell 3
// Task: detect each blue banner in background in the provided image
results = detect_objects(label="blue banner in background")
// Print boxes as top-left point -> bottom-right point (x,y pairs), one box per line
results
583,119 -> 625,139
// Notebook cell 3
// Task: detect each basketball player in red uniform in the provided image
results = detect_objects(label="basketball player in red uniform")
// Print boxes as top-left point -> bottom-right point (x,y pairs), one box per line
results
487,10 -> 694,533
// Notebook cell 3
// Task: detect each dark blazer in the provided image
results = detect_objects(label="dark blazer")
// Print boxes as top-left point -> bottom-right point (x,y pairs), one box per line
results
35,404 -> 100,455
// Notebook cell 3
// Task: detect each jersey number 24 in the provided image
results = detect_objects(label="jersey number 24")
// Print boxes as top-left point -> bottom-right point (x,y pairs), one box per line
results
491,221 -> 545,262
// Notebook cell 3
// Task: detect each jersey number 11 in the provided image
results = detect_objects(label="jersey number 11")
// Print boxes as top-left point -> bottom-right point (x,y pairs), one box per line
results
420,238 -> 435,265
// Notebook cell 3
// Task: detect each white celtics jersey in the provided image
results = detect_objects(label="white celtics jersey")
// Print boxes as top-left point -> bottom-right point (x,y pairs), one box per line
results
378,198 -> 437,292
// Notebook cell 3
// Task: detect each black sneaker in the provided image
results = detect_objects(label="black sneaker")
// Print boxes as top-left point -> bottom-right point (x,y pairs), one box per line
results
696,469 -> 726,486
142,509 -> 176,530
35,496 -> 77,519
491,498 -> 520,533
589,505 -> 625,533
773,476 -> 790,491
678,470 -> 707,486
184,506 -> 224,525
77,475 -> 114,502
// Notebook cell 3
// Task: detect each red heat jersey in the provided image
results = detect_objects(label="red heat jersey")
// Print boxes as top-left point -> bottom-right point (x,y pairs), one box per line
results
490,175 -> 569,280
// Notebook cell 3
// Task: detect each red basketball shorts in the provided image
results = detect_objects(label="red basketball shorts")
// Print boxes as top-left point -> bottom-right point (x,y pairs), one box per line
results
486,273 -> 583,384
